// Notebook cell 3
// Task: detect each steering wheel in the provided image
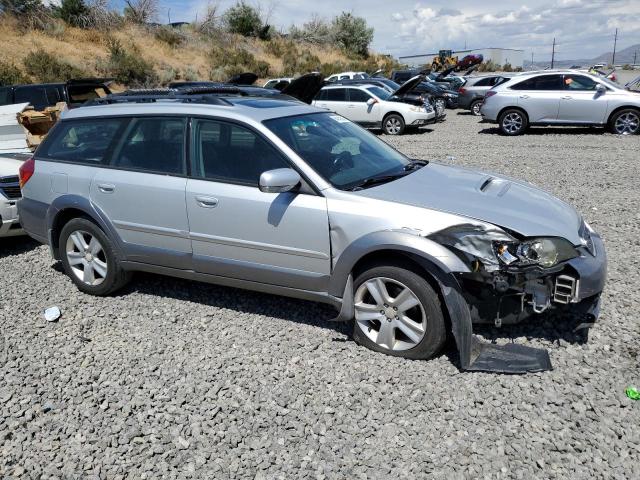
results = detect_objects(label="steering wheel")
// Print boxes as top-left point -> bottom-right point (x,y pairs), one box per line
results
329,151 -> 353,176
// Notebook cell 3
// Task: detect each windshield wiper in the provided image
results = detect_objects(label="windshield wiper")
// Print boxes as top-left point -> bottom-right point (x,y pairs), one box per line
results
349,172 -> 408,191
403,159 -> 428,171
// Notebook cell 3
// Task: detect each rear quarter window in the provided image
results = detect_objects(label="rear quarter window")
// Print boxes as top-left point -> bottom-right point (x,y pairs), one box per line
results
38,118 -> 126,164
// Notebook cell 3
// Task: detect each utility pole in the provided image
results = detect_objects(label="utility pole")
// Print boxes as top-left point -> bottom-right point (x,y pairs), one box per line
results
634,50 -> 638,65
551,38 -> 556,69
531,51 -> 534,68
612,28 -> 618,66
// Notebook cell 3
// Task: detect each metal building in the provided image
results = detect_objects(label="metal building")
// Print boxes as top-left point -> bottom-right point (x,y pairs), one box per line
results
399,48 -> 525,68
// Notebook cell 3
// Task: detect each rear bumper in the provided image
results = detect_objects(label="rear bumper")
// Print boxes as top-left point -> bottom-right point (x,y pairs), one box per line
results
16,196 -> 49,244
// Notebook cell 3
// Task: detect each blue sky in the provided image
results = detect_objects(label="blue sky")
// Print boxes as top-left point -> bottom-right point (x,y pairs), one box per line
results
109,0 -> 639,60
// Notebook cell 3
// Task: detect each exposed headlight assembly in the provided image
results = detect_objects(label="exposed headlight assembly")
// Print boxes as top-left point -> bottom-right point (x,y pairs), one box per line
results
494,238 -> 578,268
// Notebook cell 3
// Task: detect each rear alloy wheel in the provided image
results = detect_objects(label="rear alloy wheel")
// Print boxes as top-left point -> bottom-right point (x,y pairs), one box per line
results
59,218 -> 131,296
609,109 -> 640,135
499,109 -> 528,135
383,114 -> 405,135
470,100 -> 483,116
352,265 -> 446,360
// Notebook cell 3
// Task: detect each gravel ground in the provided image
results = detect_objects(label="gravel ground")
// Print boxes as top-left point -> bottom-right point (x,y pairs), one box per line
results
1,112 -> 639,479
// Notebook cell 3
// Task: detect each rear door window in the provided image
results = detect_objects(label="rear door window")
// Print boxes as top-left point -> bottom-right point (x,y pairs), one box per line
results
348,89 -> 372,102
327,88 -> 347,101
38,118 -> 126,163
473,77 -> 494,87
112,117 -> 187,175
511,75 -> 564,90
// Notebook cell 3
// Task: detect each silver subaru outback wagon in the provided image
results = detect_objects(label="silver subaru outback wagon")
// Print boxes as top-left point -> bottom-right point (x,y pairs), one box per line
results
18,90 -> 606,373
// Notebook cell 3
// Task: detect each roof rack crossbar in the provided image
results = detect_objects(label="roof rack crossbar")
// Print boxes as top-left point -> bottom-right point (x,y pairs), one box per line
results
84,94 -> 233,106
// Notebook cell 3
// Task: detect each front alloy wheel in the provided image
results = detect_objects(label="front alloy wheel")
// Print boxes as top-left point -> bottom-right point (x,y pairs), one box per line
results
611,110 -> 639,135
435,98 -> 446,116
351,264 -> 446,360
355,277 -> 426,351
383,114 -> 405,135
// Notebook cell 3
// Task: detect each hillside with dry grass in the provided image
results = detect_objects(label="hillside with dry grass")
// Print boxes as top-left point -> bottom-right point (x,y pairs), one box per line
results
0,15 -> 400,89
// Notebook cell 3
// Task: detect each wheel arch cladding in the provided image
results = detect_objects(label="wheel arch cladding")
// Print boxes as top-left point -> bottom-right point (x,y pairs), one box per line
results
608,105 -> 640,123
49,195 -> 124,259
499,106 -> 528,122
330,230 -> 552,373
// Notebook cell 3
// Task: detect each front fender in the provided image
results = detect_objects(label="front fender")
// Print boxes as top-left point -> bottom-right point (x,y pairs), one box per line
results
328,229 -> 470,298
329,230 -> 551,373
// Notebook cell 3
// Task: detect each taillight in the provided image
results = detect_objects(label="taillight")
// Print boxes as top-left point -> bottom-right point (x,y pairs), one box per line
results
484,90 -> 497,99
19,157 -> 35,188
458,87 -> 467,95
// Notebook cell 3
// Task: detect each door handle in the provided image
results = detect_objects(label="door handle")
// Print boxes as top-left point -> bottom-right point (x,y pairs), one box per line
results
519,95 -> 530,99
97,183 -> 115,193
561,96 -> 572,100
195,196 -> 219,208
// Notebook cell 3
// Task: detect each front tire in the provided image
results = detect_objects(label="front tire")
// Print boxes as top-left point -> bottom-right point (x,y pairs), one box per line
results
383,114 -> 405,135
59,218 -> 131,296
498,108 -> 528,135
608,109 -> 640,135
351,265 -> 446,360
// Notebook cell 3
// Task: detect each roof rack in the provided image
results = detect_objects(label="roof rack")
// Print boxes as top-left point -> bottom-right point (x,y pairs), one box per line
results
83,86 -> 294,107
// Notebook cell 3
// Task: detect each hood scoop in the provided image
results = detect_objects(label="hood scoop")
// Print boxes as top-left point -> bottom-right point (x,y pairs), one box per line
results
478,176 -> 511,197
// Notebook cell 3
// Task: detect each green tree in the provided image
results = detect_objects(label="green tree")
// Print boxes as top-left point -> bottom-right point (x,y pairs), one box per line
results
331,12 -> 374,57
224,1 -> 263,38
0,60 -> 28,85
0,0 -> 43,15
55,0 -> 88,27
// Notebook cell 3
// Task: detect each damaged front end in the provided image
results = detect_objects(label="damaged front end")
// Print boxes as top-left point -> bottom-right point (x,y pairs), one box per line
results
427,221 -> 606,373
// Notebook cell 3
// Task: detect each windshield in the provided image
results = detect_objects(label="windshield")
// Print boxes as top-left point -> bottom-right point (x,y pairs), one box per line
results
264,113 -> 410,190
366,86 -> 391,99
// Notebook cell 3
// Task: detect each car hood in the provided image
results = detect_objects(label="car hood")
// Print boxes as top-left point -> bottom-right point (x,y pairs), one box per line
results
355,163 -> 583,245
392,75 -> 425,97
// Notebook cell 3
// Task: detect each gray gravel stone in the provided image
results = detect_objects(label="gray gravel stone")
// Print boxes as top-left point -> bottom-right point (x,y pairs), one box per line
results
0,113 -> 639,478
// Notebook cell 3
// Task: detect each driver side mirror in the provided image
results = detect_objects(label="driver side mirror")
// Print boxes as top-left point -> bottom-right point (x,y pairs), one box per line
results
366,98 -> 378,106
596,84 -> 606,94
259,168 -> 301,193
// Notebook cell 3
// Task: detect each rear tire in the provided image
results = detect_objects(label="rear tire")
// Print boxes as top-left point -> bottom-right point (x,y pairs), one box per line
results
470,99 -> 483,116
383,114 -> 405,135
608,109 -> 640,135
59,218 -> 131,296
498,108 -> 528,135
351,264 -> 446,360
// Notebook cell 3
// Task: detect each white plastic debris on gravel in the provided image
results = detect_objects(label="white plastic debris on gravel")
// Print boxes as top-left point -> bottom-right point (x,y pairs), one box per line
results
0,113 -> 639,479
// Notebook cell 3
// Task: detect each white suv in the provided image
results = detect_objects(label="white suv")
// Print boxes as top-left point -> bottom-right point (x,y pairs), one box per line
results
313,84 -> 436,135
481,70 -> 640,135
